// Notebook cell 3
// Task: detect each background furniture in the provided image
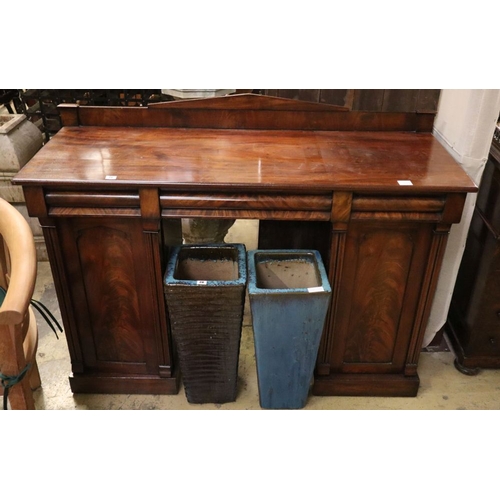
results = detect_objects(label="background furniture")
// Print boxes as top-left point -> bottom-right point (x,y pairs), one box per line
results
262,89 -> 441,112
0,90 -> 24,114
13,94 -> 475,397
0,197 -> 40,410
447,122 -> 500,373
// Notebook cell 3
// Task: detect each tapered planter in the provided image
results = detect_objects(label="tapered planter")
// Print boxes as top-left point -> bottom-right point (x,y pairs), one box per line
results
247,250 -> 331,409
164,244 -> 246,404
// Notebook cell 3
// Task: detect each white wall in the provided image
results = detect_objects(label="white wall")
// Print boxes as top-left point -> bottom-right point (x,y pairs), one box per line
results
423,89 -> 500,346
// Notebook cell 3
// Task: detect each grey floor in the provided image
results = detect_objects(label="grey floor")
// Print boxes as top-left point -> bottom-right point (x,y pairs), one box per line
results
28,220 -> 500,410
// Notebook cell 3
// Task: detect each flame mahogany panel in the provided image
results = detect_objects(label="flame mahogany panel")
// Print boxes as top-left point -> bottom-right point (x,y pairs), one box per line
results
336,222 -> 431,371
52,216 -> 178,394
58,218 -> 160,371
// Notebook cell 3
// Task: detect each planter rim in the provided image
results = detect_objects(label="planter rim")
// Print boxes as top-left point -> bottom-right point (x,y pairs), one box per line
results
164,243 -> 247,287
0,114 -> 27,134
247,249 -> 331,295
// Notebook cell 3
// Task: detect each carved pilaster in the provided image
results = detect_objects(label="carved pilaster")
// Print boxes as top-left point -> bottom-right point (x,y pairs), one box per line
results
40,220 -> 84,374
405,225 -> 450,374
317,192 -> 352,375
143,230 -> 173,377
139,188 -> 174,376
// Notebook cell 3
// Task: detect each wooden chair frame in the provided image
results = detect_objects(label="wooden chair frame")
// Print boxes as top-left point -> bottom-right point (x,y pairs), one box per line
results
0,197 -> 40,410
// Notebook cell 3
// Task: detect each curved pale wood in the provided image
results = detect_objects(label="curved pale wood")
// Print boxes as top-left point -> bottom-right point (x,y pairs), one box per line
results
0,198 -> 37,324
0,197 -> 39,409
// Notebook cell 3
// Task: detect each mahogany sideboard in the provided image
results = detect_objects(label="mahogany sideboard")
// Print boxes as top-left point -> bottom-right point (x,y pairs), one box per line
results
12,94 -> 477,397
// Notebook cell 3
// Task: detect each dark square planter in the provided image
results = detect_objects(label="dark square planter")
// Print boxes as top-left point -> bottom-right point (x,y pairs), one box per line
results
164,244 -> 246,404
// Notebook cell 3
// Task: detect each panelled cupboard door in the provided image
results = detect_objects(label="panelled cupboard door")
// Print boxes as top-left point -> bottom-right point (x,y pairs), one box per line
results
329,220 -> 432,374
57,217 -> 165,375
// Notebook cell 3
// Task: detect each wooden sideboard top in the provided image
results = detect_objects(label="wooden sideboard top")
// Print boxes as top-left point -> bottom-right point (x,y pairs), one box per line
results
13,126 -> 477,194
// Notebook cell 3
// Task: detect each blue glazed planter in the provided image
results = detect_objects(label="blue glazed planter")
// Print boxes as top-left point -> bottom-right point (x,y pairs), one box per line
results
164,244 -> 247,404
247,250 -> 331,409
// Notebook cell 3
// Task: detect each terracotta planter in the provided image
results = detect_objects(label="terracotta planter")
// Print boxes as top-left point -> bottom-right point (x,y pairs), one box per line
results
247,250 -> 331,409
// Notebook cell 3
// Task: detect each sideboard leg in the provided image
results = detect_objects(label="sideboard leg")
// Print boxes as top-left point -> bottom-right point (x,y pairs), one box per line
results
453,358 -> 480,376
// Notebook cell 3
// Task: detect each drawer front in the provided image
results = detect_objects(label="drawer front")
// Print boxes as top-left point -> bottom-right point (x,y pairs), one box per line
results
160,190 -> 332,221
351,194 -> 447,222
45,189 -> 141,217
467,284 -> 500,357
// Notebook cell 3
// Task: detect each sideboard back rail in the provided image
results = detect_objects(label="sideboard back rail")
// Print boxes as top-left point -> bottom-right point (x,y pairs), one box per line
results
58,93 -> 435,132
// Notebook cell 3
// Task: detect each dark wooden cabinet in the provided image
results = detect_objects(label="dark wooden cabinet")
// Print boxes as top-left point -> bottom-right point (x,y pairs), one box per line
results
36,196 -> 179,394
262,89 -> 441,113
328,221 -> 432,370
59,218 -> 174,380
447,141 -> 500,372
313,195 -> 457,396
13,94 -> 476,397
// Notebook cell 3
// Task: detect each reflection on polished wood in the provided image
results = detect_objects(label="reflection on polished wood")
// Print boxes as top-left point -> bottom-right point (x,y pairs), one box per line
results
15,127 -> 476,194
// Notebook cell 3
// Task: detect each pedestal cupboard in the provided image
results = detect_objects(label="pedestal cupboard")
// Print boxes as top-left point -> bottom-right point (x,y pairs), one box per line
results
12,94 -> 476,396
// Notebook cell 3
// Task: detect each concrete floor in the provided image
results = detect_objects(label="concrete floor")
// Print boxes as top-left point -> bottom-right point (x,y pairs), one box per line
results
27,220 -> 500,410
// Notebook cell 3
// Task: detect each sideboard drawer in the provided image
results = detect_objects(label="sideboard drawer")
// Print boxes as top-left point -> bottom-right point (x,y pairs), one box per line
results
45,189 -> 141,217
160,191 -> 333,221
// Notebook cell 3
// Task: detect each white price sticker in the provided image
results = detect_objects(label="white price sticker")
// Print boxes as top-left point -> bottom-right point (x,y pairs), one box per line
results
105,175 -> 117,180
397,180 -> 413,186
197,281 -> 208,285
307,287 -> 324,293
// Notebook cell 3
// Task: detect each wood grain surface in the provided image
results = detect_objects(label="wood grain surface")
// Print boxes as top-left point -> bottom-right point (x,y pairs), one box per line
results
14,127 -> 476,194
